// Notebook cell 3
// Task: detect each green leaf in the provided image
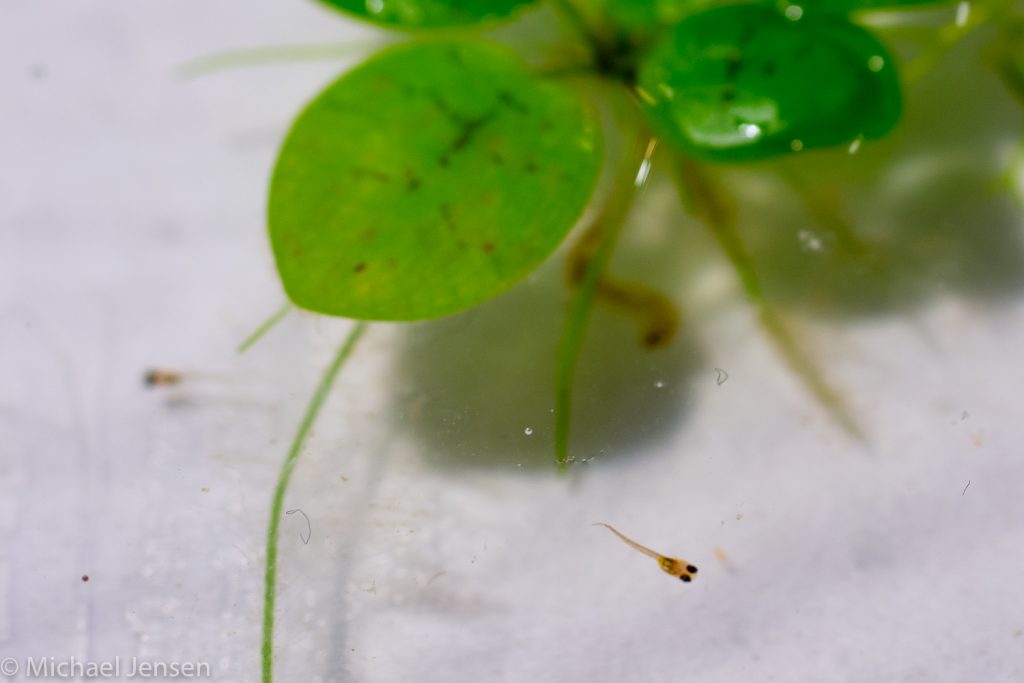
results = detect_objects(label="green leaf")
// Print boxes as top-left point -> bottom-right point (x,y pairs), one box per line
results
318,0 -> 537,28
636,4 -> 902,161
269,40 -> 602,321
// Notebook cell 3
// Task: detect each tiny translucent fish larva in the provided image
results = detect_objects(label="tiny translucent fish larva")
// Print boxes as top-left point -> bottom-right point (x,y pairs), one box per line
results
594,523 -> 698,583
143,369 -> 184,387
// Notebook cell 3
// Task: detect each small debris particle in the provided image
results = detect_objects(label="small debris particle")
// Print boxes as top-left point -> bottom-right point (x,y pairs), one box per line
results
81,575 -> 89,582
735,513 -> 744,521
425,571 -> 447,587
961,410 -> 970,421
962,480 -> 971,496
970,432 -> 984,447
200,487 -> 210,493
714,367 -> 729,386
713,546 -> 738,573
285,509 -> 311,544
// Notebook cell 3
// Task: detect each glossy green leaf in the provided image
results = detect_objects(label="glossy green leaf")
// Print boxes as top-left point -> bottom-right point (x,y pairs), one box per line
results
636,4 -> 902,161
318,0 -> 536,28
269,40 -> 602,321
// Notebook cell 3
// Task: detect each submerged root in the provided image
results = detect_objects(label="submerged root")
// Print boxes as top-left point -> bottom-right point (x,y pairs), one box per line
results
565,220 -> 681,349
675,157 -> 864,440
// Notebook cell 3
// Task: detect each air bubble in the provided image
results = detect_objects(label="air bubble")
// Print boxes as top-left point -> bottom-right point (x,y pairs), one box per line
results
524,427 -> 533,436
740,123 -> 762,140
798,229 -> 823,252
955,1 -> 970,27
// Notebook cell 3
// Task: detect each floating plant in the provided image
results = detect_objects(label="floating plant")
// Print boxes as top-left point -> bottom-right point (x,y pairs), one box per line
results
224,0 -> 1024,680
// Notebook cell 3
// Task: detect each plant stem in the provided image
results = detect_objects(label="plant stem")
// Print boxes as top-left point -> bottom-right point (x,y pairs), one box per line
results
177,41 -> 378,79
901,0 -> 1013,85
261,321 -> 368,683
673,157 -> 864,440
238,302 -> 293,354
549,0 -> 605,64
554,118 -> 652,471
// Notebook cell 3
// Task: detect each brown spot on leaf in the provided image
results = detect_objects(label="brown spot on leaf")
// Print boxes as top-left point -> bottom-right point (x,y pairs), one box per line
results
352,166 -> 391,183
497,90 -> 529,115
405,168 -> 422,192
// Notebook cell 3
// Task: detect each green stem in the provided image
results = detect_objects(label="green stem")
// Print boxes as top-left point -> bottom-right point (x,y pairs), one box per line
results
177,41 -> 378,79
673,158 -> 864,440
549,0 -> 606,64
238,302 -> 293,354
901,0 -> 1011,85
995,55 -> 1024,104
1007,138 -> 1024,200
555,123 -> 651,471
261,321 -> 368,683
